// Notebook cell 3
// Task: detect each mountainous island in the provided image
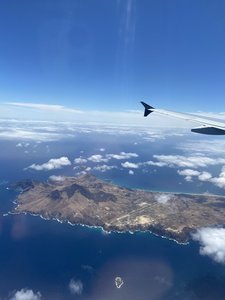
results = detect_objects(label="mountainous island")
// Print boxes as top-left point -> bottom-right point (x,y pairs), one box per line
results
12,174 -> 225,243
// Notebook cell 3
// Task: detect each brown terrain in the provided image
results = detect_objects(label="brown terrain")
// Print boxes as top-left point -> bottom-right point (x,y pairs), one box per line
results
12,174 -> 225,243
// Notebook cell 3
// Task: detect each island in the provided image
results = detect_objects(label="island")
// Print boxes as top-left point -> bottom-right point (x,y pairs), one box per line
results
11,174 -> 225,243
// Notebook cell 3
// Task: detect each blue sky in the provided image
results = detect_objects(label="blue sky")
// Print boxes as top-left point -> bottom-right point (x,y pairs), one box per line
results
1,0 -> 225,118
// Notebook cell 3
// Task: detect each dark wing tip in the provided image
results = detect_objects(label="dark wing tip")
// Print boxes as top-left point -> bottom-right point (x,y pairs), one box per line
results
140,101 -> 154,110
140,101 -> 154,117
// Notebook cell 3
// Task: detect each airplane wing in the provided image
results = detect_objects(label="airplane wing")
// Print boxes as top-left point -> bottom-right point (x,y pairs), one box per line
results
140,101 -> 225,135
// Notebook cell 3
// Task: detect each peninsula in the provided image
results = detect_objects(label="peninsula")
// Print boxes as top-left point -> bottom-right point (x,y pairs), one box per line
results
12,174 -> 225,243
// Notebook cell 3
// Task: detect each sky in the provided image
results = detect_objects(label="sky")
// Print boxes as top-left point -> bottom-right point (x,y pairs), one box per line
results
1,0 -> 225,122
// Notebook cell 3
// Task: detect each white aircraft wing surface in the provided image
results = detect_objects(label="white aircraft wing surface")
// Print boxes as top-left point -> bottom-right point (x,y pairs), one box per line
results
141,101 -> 225,135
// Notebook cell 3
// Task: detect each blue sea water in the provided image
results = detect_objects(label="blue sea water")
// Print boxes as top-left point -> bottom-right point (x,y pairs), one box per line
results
1,191 -> 225,300
1,132 -> 225,299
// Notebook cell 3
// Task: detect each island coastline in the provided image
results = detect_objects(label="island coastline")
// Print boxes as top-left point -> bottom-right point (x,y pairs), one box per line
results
10,174 -> 225,244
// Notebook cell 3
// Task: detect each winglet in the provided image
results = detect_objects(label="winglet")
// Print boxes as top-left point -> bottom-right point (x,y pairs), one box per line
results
140,101 -> 154,117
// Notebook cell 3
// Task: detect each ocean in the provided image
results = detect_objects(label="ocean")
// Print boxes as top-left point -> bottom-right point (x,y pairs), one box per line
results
1,189 -> 225,300
1,130 -> 225,299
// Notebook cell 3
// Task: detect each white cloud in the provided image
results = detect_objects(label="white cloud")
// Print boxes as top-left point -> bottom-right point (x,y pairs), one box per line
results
152,154 -> 225,169
93,165 -> 117,172
99,148 -> 105,152
3,101 -> 190,127
177,169 -> 201,177
121,161 -> 139,169
16,143 -> 23,147
210,171 -> 225,188
185,176 -> 193,182
0,128 -> 68,142
26,157 -> 71,171
87,152 -> 139,165
106,152 -> 138,160
69,279 -> 83,295
198,171 -> 212,181
154,194 -> 173,204
76,171 -> 87,176
177,169 -> 201,182
144,161 -> 167,167
85,167 -> 92,172
88,154 -> 108,163
192,227 -> 225,264
0,118 -> 186,144
10,288 -> 42,300
177,139 -> 225,155
6,102 -> 83,114
49,175 -> 65,182
177,167 -> 225,189
74,157 -> 87,164
85,152 -> 139,165
129,170 -> 134,175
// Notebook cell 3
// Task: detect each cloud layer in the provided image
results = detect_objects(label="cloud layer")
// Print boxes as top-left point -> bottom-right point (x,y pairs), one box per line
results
151,155 -> 225,169
0,118 -> 187,142
6,102 -> 83,114
69,279 -> 83,295
178,167 -> 225,188
121,161 -> 139,169
154,194 -> 173,204
146,153 -> 225,189
192,227 -> 225,264
88,155 -> 108,163
48,175 -> 66,182
26,157 -> 71,171
10,288 -> 41,300
2,101 -> 193,127
93,165 -> 117,172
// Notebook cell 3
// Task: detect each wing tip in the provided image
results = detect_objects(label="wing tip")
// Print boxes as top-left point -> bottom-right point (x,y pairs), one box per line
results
140,101 -> 154,117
